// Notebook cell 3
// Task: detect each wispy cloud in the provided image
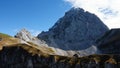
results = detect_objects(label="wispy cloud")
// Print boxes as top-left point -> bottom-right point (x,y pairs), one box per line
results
64,0 -> 120,28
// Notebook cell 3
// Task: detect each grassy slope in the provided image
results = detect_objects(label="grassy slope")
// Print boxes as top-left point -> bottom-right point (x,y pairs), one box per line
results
0,32 -> 55,56
0,33 -> 119,65
0,33 -> 20,50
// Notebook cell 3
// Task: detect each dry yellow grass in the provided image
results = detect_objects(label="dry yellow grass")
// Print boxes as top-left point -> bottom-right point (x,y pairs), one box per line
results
105,58 -> 117,64
1,33 -> 118,65
20,42 -> 55,56
0,33 -> 20,50
0,33 -> 55,57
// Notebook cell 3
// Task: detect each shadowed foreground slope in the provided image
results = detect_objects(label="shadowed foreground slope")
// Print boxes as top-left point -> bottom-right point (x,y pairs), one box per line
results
0,46 -> 120,68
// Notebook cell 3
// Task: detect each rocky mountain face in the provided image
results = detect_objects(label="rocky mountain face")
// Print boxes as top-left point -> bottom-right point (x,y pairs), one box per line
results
38,8 -> 109,50
97,29 -> 120,54
14,28 -> 98,57
14,8 -> 109,57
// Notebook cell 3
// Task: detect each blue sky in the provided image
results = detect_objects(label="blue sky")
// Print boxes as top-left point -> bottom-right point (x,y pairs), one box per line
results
0,0 -> 71,36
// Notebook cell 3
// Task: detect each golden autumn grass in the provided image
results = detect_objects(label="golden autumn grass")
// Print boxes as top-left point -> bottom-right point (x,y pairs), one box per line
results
0,32 -> 55,57
0,33 -> 20,50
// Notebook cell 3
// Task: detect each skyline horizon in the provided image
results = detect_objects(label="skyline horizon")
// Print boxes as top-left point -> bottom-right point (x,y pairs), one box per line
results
1,7 -> 119,36
0,0 -> 120,36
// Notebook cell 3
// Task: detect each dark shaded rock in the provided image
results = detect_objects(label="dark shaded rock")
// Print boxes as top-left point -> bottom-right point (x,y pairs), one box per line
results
0,46 -> 120,68
38,8 -> 109,50
73,54 -> 79,58
97,29 -> 120,54
0,38 -> 2,41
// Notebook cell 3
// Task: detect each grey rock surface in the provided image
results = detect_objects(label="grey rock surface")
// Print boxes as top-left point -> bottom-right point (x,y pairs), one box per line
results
38,8 -> 109,50
15,28 -> 98,57
15,28 -> 48,47
15,28 -> 33,41
15,8 -> 109,57
97,29 -> 120,54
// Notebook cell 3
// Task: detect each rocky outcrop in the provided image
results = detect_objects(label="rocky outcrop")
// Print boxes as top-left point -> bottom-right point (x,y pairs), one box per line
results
38,8 -> 109,51
15,29 -> 33,41
97,29 -> 120,54
14,29 -> 98,57
15,29 -> 49,47
0,46 -> 120,68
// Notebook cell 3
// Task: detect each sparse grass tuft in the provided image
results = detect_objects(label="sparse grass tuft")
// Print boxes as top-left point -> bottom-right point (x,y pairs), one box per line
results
26,41 -> 55,55
0,33 -> 12,38
0,33 -> 20,50
105,58 -> 117,64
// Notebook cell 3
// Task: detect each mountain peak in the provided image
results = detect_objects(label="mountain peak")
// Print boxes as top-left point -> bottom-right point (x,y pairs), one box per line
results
38,8 -> 109,50
15,28 -> 33,41
65,7 -> 85,15
64,7 -> 94,19
20,28 -> 29,33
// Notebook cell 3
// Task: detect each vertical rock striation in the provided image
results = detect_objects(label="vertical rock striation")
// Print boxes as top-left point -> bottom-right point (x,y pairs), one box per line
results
38,8 -> 109,50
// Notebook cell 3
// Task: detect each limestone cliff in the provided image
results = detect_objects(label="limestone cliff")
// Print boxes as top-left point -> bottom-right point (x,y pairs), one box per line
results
38,8 -> 109,51
14,8 -> 109,57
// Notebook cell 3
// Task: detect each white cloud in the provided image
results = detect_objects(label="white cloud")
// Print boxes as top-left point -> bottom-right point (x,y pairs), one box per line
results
64,0 -> 120,29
